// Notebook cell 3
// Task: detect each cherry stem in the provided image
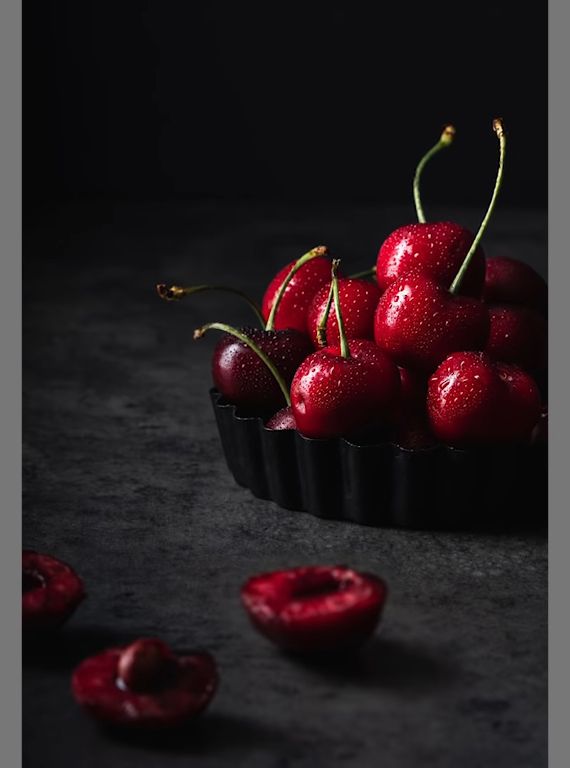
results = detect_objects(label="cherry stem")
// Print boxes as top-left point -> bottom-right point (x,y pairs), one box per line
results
331,259 -> 350,358
156,283 -> 265,327
348,266 -> 377,280
413,124 -> 456,223
449,118 -> 506,295
316,282 -> 334,347
193,322 -> 291,406
265,245 -> 328,331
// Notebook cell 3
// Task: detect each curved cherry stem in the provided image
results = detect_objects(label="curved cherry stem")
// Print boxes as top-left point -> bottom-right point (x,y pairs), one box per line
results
331,259 -> 350,359
193,322 -> 291,406
449,118 -> 506,295
348,266 -> 377,280
156,283 -> 265,327
265,245 -> 329,331
316,281 -> 335,347
413,124 -> 456,223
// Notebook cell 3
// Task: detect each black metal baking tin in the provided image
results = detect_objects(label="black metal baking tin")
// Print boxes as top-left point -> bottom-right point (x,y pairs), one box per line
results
210,389 -> 547,532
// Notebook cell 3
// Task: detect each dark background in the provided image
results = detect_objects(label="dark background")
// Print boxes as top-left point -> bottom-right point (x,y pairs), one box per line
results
24,0 -> 547,213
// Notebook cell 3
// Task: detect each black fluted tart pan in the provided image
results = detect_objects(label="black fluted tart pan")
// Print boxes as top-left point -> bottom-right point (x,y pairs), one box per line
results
210,389 -> 547,531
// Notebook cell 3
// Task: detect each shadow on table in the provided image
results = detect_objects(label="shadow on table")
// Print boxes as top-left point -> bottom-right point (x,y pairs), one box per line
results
99,711 -> 290,755
22,625 -> 138,670
286,635 -> 458,695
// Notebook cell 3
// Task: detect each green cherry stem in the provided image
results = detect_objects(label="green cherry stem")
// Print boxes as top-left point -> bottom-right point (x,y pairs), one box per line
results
449,118 -> 506,295
413,124 -> 456,223
156,283 -> 265,327
265,245 -> 329,331
331,259 -> 350,359
348,266 -> 377,280
193,322 -> 291,406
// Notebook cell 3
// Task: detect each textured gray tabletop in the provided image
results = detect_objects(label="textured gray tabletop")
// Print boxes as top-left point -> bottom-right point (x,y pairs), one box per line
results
23,202 -> 547,767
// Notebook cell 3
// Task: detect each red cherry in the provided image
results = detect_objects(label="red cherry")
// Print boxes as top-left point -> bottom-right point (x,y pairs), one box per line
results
72,638 -> 218,729
261,256 -> 334,332
376,221 -> 486,297
485,305 -> 547,372
266,406 -> 297,430
306,278 -> 381,348
427,351 -> 542,446
241,565 -> 388,653
210,327 -> 312,411
483,257 -> 547,314
373,269 -> 490,373
290,341 -> 401,439
22,551 -> 85,632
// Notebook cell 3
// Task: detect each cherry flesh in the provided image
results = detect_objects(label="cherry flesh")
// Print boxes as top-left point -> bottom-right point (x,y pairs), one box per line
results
241,565 -> 387,653
22,551 -> 85,632
72,637 -> 218,729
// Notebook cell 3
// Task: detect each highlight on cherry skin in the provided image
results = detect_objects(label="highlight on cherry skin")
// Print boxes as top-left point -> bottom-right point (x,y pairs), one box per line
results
71,637 -> 219,730
240,565 -> 388,653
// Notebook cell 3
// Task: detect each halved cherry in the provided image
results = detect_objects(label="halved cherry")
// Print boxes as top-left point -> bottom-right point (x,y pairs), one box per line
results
71,637 -> 218,730
22,550 -> 85,631
241,566 -> 388,653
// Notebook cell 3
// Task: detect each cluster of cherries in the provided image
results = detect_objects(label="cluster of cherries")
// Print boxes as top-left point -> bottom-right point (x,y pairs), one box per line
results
23,551 -> 387,731
159,119 -> 547,450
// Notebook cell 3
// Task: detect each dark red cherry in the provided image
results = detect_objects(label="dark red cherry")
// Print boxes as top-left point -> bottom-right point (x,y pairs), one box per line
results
373,270 -> 490,373
376,221 -> 486,297
22,551 -> 85,632
262,256 -> 334,333
483,257 -> 547,315
210,327 -> 312,412
72,637 -> 218,729
306,278 -> 381,348
241,565 -> 388,653
427,351 -> 541,446
485,305 -> 547,372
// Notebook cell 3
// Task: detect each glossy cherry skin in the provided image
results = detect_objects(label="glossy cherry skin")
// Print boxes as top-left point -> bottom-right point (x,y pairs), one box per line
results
376,222 -> 486,297
72,639 -> 218,729
373,270 -> 490,373
427,351 -> 542,446
306,278 -> 381,348
485,305 -> 547,372
261,257 -> 333,333
212,328 -> 312,412
483,257 -> 547,315
241,565 -> 388,653
266,406 -> 297,430
22,551 -> 85,632
290,340 -> 401,439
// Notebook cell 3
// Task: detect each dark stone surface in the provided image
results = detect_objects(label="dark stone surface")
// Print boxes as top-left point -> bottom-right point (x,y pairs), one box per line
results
23,202 -> 547,767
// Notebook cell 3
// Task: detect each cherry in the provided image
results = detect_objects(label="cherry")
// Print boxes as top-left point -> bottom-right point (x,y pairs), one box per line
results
72,637 -> 218,729
427,351 -> 542,446
192,247 -> 327,412
22,551 -> 85,632
290,262 -> 401,439
306,277 -> 381,348
374,119 -> 508,373
376,125 -> 485,297
241,565 -> 388,653
373,269 -> 490,373
485,305 -> 547,372
482,256 -> 548,315
261,253 -> 334,333
266,406 -> 297,431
